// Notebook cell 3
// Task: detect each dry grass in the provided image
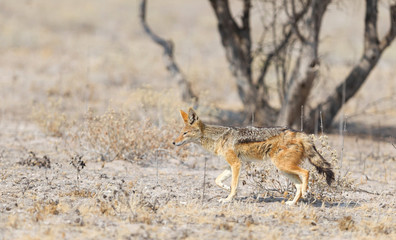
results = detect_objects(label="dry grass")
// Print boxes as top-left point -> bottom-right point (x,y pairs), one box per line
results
74,109 -> 175,162
1,0 -> 396,239
31,98 -> 69,137
1,152 -> 395,239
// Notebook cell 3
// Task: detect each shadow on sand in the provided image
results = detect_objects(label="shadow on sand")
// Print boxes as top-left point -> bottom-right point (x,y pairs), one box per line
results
329,121 -> 396,141
237,195 -> 360,208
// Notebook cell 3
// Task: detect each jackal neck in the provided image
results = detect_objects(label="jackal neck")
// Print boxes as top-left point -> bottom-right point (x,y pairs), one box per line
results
199,124 -> 231,153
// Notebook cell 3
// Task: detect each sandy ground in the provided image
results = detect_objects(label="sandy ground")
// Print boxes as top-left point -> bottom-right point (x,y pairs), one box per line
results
1,0 -> 396,239
0,118 -> 395,239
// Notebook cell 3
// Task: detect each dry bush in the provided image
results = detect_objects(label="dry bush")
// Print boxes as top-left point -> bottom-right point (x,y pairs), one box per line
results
18,151 -> 51,169
28,199 -> 70,222
59,189 -> 96,198
338,215 -> 395,236
6,215 -> 19,229
76,179 -> 159,224
338,215 -> 355,231
360,216 -> 395,236
309,135 -> 355,199
68,87 -> 205,163
244,134 -> 355,203
74,109 -> 179,162
31,98 -> 69,137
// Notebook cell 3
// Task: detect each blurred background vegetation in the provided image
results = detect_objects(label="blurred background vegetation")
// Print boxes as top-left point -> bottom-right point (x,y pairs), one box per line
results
0,0 -> 395,137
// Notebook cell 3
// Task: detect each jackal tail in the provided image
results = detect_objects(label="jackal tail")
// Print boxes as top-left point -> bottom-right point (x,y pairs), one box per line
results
303,137 -> 335,185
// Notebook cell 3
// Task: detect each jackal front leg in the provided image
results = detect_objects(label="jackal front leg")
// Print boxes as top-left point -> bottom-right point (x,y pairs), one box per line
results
215,169 -> 231,191
219,151 -> 241,203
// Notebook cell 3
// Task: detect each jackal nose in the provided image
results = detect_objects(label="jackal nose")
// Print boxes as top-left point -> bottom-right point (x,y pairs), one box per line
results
172,141 -> 175,145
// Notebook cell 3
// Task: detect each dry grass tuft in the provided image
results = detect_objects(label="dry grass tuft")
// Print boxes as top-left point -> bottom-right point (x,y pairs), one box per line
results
338,215 -> 355,231
74,109 -> 178,162
31,98 -> 69,137
18,151 -> 51,169
7,215 -> 19,228
60,189 -> 96,198
28,199 -> 70,222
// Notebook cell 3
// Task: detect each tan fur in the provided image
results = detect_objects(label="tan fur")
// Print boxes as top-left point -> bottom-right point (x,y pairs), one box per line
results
173,108 -> 334,205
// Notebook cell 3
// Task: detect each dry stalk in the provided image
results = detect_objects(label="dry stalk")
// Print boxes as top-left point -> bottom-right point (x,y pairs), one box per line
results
70,155 -> 85,190
202,156 -> 208,204
154,148 -> 172,186
300,105 -> 304,131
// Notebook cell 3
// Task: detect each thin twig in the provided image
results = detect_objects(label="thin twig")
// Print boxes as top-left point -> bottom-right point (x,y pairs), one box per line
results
257,0 -> 311,87
320,110 -> 324,135
339,115 -> 347,182
202,157 -> 208,204
139,0 -> 197,102
154,148 -> 172,186
300,105 -> 304,131
338,80 -> 347,182
314,109 -> 319,135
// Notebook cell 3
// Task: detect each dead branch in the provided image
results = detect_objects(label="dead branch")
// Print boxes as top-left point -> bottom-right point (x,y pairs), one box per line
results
257,30 -> 293,88
256,0 -> 311,88
139,0 -> 197,102
379,4 -> 396,50
290,0 -> 309,43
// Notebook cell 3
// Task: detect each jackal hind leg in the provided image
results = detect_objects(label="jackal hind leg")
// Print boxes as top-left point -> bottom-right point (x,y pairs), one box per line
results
282,172 -> 303,205
215,169 -> 231,191
288,167 -> 309,199
272,145 -> 309,204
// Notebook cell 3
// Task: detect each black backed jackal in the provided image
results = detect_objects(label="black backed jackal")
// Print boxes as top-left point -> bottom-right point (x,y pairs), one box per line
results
173,108 -> 335,205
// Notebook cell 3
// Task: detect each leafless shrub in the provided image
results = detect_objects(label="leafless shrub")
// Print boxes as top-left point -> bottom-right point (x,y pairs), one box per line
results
90,179 -> 161,225
18,151 -> 51,169
76,110 -> 166,162
72,105 -> 197,164
338,216 -> 355,231
60,189 -> 96,198
70,155 -> 86,189
31,98 -> 69,137
28,199 -> 69,222
360,216 -> 395,236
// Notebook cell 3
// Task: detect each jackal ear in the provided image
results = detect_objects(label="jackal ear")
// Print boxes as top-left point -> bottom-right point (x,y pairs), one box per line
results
188,108 -> 199,125
180,110 -> 189,124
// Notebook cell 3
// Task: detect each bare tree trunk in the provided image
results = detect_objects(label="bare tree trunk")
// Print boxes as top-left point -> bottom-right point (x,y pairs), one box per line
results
209,0 -> 278,124
306,0 -> 396,132
141,0 -> 396,130
139,0 -> 197,102
209,0 -> 255,113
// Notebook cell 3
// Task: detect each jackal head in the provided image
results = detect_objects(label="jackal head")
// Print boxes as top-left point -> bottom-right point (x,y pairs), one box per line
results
173,108 -> 203,146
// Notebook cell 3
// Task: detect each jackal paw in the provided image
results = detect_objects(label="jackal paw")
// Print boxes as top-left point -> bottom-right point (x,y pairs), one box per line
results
285,200 -> 296,206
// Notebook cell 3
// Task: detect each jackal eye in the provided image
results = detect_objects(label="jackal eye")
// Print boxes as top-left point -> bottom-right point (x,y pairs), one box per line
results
183,132 -> 188,135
